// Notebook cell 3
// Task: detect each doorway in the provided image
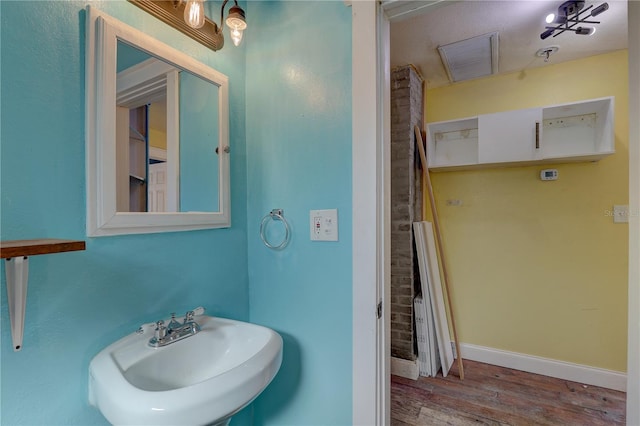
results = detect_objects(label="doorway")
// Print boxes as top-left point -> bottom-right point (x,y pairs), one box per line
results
350,1 -> 640,425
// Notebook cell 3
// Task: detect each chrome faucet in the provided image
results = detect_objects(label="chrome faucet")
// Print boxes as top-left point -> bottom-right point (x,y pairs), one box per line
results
148,310 -> 202,348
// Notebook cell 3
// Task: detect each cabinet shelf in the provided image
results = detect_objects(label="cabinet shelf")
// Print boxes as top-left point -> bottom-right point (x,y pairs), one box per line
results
1,238 -> 86,352
427,96 -> 614,171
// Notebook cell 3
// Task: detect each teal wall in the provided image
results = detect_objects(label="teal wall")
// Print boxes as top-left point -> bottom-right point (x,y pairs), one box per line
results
180,71 -> 220,212
245,2 -> 353,425
1,0 -> 352,424
0,1 -> 249,424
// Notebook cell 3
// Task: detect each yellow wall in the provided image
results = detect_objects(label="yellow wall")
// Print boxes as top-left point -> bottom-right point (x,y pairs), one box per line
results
425,50 -> 628,371
148,100 -> 167,150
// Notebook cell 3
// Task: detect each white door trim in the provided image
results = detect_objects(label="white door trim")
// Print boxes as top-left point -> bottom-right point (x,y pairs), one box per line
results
627,2 -> 639,424
352,2 -> 388,425
377,5 -> 392,425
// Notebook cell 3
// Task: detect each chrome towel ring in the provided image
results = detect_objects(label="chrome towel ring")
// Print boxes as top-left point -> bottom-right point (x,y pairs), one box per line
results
260,209 -> 291,250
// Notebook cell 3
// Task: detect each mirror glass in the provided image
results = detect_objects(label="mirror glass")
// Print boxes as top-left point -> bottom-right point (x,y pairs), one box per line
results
116,41 -> 220,213
86,7 -> 230,236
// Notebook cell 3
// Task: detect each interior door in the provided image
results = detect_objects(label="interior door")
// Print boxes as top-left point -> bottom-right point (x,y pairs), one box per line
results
148,162 -> 167,212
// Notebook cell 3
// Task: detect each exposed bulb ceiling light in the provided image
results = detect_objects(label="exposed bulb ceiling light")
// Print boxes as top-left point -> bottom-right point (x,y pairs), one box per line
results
540,1 -> 608,39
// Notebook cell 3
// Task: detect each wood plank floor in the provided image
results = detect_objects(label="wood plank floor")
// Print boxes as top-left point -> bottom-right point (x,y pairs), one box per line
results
391,360 -> 626,426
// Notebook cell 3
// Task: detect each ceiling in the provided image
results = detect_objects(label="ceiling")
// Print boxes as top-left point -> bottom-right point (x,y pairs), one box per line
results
389,0 -> 628,89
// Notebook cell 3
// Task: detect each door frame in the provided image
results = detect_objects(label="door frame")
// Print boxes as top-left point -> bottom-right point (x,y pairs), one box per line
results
351,2 -> 390,425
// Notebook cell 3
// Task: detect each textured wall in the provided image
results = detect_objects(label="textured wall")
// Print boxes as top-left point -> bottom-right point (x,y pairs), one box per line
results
1,2 -> 355,425
0,1 -> 250,424
390,65 -> 423,360
245,1 -> 353,424
426,51 -> 628,371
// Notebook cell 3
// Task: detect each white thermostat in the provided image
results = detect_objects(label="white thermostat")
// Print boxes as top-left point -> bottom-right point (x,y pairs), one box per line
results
540,169 -> 558,181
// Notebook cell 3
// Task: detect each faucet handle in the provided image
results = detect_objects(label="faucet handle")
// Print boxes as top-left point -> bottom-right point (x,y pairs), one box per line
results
184,310 -> 195,323
191,306 -> 205,316
168,313 -> 181,330
155,320 -> 167,339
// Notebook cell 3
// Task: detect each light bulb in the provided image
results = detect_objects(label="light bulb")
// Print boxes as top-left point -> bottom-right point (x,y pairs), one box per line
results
575,26 -> 596,35
545,13 -> 555,24
230,27 -> 243,46
225,5 -> 247,47
184,0 -> 205,29
591,2 -> 609,17
540,28 -> 554,40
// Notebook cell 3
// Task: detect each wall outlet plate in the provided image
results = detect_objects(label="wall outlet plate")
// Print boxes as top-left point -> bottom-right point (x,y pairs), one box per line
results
310,209 -> 338,241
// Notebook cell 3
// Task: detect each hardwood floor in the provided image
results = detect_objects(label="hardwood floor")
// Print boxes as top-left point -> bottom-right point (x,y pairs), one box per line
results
391,360 -> 626,426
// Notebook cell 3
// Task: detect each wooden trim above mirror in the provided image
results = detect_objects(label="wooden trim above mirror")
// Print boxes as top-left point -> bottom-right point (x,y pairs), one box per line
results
128,0 -> 224,51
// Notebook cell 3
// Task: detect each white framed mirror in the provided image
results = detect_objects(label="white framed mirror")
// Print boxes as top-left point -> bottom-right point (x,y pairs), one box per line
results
85,6 -> 230,236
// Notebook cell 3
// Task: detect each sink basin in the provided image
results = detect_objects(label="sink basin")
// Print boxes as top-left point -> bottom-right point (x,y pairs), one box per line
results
89,314 -> 283,425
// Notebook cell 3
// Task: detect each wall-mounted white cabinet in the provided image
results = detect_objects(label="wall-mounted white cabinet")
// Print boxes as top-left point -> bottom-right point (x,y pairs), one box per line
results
427,97 -> 614,171
478,107 -> 542,164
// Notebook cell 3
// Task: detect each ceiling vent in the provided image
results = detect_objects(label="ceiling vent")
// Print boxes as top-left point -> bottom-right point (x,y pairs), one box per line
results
437,32 -> 499,83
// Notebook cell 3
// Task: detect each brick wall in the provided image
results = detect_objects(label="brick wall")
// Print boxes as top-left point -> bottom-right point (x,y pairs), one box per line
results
390,65 -> 423,360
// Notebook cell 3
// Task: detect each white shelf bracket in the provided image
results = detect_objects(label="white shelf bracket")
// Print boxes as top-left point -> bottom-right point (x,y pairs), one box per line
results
5,256 -> 29,351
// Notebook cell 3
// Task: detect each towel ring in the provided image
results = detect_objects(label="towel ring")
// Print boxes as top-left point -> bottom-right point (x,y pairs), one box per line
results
260,209 -> 291,250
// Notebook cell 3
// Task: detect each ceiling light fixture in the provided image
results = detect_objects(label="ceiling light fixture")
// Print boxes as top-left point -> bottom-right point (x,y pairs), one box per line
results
540,0 -> 608,40
128,0 -> 247,51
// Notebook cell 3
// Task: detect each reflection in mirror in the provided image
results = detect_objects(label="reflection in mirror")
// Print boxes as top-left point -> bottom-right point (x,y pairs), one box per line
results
115,42 -> 220,213
86,6 -> 230,236
180,70 -> 220,212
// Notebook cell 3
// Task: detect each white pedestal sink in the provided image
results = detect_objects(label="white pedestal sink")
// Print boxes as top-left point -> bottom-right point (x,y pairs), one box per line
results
89,313 -> 283,425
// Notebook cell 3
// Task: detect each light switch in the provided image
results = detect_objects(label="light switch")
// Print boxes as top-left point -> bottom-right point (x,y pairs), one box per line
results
310,209 -> 338,241
613,205 -> 629,223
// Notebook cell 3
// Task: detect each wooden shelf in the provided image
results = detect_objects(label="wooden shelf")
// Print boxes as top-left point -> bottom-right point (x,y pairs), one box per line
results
1,239 -> 86,259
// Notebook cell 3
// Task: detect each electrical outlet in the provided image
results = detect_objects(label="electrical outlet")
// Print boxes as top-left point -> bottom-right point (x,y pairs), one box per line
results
309,209 -> 338,241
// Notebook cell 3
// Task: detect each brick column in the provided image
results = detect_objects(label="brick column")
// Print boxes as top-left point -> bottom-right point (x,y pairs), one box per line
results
390,65 -> 423,361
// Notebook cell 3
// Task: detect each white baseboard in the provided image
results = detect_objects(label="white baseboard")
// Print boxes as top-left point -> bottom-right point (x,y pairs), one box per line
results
459,342 -> 626,392
391,356 -> 419,380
